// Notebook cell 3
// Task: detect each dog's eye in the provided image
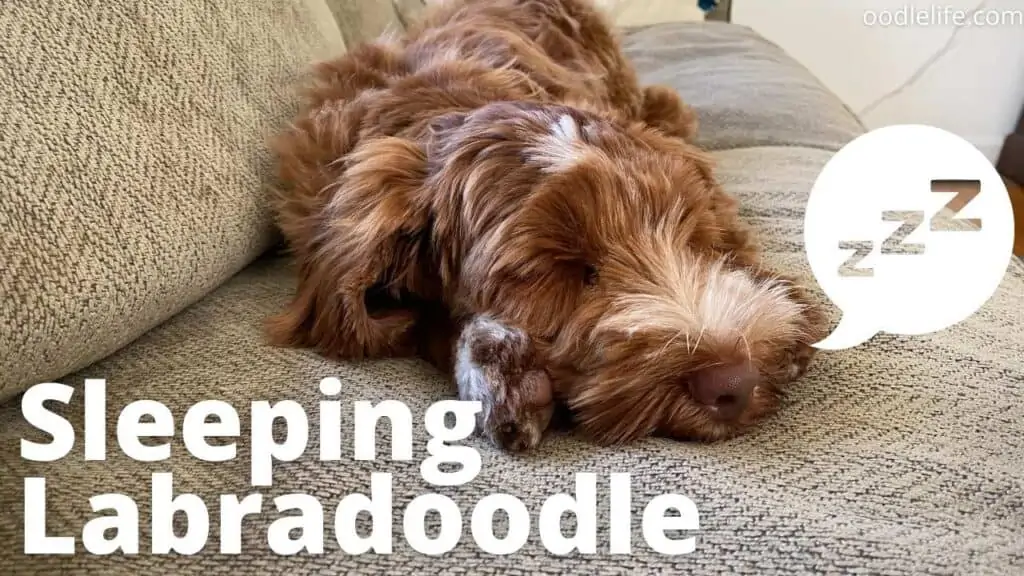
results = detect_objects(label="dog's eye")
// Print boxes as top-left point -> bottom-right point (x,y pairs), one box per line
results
583,264 -> 599,286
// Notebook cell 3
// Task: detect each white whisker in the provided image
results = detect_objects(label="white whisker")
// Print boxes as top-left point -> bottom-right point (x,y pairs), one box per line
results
657,326 -> 688,358
694,323 -> 706,351
739,333 -> 752,360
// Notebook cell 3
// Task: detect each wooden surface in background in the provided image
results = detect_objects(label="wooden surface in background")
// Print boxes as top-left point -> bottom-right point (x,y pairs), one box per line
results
946,177 -> 1024,257
1008,178 -> 1024,258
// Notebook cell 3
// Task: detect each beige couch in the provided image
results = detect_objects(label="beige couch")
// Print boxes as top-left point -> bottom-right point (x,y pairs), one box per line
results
2,1 -> 1022,574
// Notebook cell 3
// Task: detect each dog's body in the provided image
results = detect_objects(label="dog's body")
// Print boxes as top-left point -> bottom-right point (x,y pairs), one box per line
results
268,0 -> 827,450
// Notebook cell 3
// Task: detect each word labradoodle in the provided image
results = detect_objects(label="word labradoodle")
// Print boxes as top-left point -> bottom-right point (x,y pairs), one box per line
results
267,0 -> 827,451
21,380 -> 698,556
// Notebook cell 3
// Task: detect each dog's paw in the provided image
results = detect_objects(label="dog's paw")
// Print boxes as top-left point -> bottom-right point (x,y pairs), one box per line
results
780,281 -> 829,383
483,369 -> 555,452
454,315 -> 555,452
782,341 -> 817,382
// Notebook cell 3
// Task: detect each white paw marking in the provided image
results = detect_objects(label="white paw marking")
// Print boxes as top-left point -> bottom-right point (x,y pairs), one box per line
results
788,363 -> 802,379
527,114 -> 587,173
454,316 -> 522,425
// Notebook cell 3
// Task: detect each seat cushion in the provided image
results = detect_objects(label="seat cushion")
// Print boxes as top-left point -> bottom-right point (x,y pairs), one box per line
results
0,0 -> 346,402
3,21 -> 1023,574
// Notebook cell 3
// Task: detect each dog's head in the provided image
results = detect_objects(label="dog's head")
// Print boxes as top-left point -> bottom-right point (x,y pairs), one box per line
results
428,101 -> 824,444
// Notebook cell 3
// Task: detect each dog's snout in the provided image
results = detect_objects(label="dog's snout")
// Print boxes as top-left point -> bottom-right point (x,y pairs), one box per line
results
689,364 -> 758,421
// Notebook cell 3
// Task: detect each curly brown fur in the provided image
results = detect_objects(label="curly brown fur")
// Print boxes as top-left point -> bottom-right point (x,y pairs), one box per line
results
267,0 -> 827,451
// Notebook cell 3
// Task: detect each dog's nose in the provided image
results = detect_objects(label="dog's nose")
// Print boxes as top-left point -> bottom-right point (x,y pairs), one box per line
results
689,364 -> 758,421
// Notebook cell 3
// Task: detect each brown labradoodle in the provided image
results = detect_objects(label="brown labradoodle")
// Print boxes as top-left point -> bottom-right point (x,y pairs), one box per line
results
266,0 -> 828,451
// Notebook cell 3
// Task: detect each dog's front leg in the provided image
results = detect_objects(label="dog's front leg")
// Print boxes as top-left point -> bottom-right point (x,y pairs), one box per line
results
453,315 -> 555,452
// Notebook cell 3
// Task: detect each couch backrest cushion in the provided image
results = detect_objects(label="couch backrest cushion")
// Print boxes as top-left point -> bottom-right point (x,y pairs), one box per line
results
325,0 -> 406,46
0,0 -> 346,401
406,0 -> 706,27
591,0 -> 707,26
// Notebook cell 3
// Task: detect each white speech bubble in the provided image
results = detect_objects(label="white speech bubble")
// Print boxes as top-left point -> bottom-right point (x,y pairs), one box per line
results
804,124 -> 1015,350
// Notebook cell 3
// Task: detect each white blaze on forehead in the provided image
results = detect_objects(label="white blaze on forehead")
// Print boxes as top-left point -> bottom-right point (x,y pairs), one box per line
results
552,114 -> 579,141
526,113 -> 587,173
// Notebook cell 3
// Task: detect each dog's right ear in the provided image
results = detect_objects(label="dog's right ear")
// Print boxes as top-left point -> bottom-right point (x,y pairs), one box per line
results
266,136 -> 433,360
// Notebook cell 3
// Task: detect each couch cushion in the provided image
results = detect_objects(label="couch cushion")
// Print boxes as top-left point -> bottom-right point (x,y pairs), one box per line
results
624,22 -> 866,152
325,0 -> 406,46
3,144 -> 1022,573
409,0 -> 708,27
592,0 -> 707,26
0,0 -> 346,401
